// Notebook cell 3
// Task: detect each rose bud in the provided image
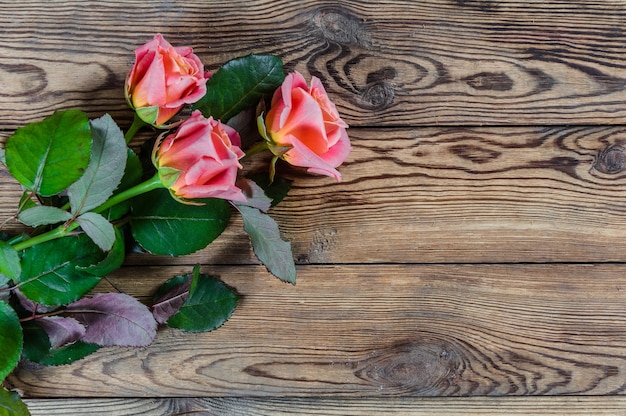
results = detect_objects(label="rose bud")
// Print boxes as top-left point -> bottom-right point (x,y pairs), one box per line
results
260,71 -> 350,181
154,110 -> 246,203
126,34 -> 210,127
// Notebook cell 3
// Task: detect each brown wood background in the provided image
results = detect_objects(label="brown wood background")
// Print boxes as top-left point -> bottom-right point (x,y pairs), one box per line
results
2,0 -> 626,414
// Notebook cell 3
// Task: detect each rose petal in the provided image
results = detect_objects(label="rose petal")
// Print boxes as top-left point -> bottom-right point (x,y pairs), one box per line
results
267,89 -> 328,153
284,137 -> 342,181
156,110 -> 245,202
126,34 -> 208,126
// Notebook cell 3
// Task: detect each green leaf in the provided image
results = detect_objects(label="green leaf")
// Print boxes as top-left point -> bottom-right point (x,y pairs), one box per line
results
78,228 -> 125,276
0,386 -> 30,416
75,212 -> 115,251
40,342 -> 100,366
0,301 -> 22,382
21,321 -> 53,363
18,234 -> 104,306
22,322 -> 99,367
247,172 -> 292,207
167,268 -> 238,332
5,110 -> 92,196
102,148 -> 143,221
67,114 -> 128,215
189,264 -> 200,294
193,54 -> 285,121
0,241 -> 20,286
17,206 -> 72,227
17,191 -> 37,213
236,205 -> 296,284
130,188 -> 230,256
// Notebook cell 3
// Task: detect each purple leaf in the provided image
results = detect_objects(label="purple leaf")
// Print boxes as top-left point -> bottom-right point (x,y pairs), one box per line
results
66,293 -> 157,347
151,275 -> 192,324
15,289 -> 38,313
36,316 -> 86,349
15,289 -> 57,314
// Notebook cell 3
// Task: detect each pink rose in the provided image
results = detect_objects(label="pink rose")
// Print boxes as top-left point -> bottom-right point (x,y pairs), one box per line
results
126,34 -> 210,126
155,110 -> 246,202
263,71 -> 350,181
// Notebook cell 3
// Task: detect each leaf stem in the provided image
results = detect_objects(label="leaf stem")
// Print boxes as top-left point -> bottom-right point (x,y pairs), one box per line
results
12,174 -> 164,252
243,140 -> 269,160
19,309 -> 65,322
125,113 -> 147,144
18,307 -> 110,322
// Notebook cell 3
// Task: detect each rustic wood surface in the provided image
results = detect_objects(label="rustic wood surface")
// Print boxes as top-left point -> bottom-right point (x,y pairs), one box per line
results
21,397 -> 626,416
3,0 -> 626,414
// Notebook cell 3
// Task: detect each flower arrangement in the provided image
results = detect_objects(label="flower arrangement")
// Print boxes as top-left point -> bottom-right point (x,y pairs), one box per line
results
0,34 -> 350,413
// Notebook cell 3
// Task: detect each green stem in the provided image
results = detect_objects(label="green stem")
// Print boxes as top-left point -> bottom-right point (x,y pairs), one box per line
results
243,141 -> 269,160
12,225 -> 70,252
94,173 -> 163,214
125,113 -> 147,144
12,174 -> 164,252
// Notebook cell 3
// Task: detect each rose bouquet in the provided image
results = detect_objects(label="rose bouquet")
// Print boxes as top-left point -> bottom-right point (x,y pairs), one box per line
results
0,34 -> 350,413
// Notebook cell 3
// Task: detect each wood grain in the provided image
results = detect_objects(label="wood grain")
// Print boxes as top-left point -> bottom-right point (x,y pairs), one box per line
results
3,0 -> 626,413
7,264 -> 626,397
4,126 -> 625,264
21,396 -> 626,416
2,1 -> 626,127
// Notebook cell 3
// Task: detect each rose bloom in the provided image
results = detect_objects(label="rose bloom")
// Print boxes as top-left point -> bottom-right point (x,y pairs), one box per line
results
263,71 -> 350,181
126,34 -> 210,126
155,110 -> 246,202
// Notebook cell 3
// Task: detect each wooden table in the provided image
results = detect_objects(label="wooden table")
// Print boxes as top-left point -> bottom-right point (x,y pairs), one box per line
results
3,1 -> 626,414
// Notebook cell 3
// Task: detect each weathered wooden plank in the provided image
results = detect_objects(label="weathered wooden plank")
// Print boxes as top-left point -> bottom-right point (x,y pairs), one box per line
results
7,264 -> 626,397
4,126 -> 624,264
3,0 -> 626,411
2,0 -> 626,127
21,396 -> 626,416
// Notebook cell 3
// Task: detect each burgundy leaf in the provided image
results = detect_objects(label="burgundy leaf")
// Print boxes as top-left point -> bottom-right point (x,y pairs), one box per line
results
151,276 -> 192,324
36,316 -> 86,349
15,290 -> 37,313
66,293 -> 157,347
15,289 -> 57,314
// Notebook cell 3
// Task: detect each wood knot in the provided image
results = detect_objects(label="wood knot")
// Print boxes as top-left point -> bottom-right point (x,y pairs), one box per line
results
462,72 -> 514,92
360,82 -> 395,110
358,67 -> 397,110
593,145 -> 626,174
355,339 -> 460,394
450,143 -> 502,164
312,8 -> 372,47
0,63 -> 47,97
